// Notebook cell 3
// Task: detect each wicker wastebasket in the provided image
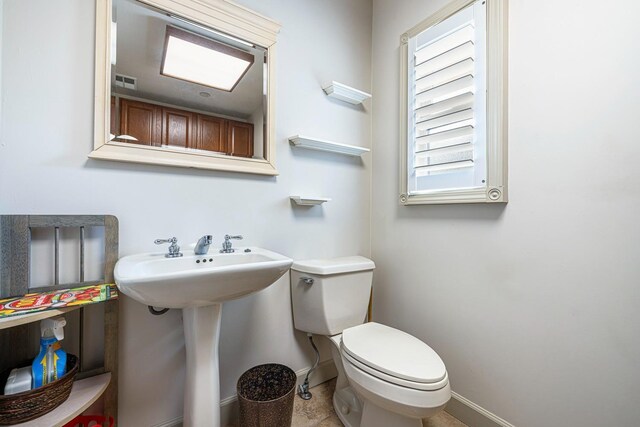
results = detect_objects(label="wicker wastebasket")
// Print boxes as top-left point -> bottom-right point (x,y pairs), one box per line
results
237,363 -> 296,427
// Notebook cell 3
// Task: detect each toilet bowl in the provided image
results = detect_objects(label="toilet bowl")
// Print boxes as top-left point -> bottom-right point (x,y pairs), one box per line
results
290,256 -> 450,427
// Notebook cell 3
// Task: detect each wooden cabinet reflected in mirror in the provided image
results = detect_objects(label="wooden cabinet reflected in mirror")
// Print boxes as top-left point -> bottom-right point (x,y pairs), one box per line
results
112,96 -> 253,157
227,120 -> 254,158
197,115 -> 226,153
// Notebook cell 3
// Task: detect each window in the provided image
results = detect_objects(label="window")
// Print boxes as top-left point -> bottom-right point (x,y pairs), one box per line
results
399,0 -> 508,204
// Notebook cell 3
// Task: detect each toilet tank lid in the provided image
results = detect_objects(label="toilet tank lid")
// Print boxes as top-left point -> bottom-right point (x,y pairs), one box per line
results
291,256 -> 375,275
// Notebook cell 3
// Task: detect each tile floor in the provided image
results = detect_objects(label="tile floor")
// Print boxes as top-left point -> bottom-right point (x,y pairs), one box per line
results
290,379 -> 468,427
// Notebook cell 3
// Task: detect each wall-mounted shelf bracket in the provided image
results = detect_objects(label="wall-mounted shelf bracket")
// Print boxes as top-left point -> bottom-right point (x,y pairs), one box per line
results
322,81 -> 372,105
290,196 -> 331,206
289,135 -> 370,157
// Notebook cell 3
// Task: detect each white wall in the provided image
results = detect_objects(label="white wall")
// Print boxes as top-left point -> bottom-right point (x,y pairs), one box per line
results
371,0 -> 640,426
0,0 -> 372,425
0,2 -> 2,144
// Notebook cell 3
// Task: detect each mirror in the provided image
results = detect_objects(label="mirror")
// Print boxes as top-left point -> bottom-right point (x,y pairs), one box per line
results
91,0 -> 281,175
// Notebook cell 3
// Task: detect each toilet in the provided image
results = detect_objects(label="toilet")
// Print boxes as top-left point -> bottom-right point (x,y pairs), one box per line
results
290,256 -> 451,427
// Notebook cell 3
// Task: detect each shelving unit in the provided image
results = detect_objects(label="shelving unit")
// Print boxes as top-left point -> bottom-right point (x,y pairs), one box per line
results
289,135 -> 370,157
0,215 -> 119,426
290,196 -> 331,206
14,373 -> 111,427
292,83 -> 370,206
0,307 -> 79,330
322,81 -> 372,105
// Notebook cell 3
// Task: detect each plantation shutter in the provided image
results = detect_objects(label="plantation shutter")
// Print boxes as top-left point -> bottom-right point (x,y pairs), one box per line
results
401,0 -> 507,204
411,8 -> 479,178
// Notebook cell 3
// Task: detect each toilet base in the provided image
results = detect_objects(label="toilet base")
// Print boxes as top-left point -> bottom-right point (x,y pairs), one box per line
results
361,400 -> 422,427
333,386 -> 363,427
327,331 -> 446,427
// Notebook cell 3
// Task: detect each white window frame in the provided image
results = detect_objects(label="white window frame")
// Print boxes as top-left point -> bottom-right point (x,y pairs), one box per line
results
399,0 -> 508,204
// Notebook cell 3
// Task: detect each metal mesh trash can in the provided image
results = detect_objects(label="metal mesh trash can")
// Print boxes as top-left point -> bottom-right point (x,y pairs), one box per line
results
237,363 -> 296,427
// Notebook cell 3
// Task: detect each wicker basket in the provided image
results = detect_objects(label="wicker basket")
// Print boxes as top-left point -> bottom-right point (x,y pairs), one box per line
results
0,354 -> 79,425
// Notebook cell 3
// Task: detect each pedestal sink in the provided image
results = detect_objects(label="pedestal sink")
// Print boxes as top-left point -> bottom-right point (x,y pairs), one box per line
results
114,247 -> 292,427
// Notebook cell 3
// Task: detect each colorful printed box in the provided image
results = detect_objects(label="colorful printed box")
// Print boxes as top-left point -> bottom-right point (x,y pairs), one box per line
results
0,284 -> 118,318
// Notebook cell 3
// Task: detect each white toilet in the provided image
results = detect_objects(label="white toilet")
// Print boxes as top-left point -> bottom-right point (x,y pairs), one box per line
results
290,256 -> 451,427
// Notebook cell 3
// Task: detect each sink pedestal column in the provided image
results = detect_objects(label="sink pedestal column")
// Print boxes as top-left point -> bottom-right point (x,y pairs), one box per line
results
182,304 -> 223,427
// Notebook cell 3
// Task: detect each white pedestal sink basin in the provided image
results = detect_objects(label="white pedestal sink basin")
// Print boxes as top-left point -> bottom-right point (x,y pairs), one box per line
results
114,247 -> 292,427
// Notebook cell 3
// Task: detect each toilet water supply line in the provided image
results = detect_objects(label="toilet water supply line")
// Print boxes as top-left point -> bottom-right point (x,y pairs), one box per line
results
298,333 -> 320,400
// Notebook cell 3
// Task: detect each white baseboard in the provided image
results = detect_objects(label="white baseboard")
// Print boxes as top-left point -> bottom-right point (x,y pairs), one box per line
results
294,358 -> 338,389
153,363 -> 516,427
445,391 -> 516,427
154,359 -> 338,427
151,416 -> 183,427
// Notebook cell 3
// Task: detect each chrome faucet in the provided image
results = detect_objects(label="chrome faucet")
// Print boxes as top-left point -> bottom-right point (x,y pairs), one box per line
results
155,237 -> 183,258
195,235 -> 213,255
220,235 -> 243,253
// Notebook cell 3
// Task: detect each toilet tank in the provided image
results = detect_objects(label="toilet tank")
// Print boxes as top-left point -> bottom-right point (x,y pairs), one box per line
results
290,256 -> 375,336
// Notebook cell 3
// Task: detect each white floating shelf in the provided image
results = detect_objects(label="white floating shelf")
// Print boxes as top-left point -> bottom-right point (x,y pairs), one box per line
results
289,135 -> 370,157
290,196 -> 331,206
322,81 -> 372,105
15,373 -> 111,427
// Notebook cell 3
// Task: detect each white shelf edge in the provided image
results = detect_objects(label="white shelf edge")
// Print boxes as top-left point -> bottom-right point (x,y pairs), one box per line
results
322,81 -> 372,105
0,306 -> 80,330
288,135 -> 370,157
290,196 -> 331,206
14,373 -> 111,427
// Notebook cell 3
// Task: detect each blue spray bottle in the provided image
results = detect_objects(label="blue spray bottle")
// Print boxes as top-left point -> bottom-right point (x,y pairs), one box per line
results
32,317 -> 67,388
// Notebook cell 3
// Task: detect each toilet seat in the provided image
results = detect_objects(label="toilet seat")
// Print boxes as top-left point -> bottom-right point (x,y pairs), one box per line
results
341,349 -> 448,391
341,323 -> 448,390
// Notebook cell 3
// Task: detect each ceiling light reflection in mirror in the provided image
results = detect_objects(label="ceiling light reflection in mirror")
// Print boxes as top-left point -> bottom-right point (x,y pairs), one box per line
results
161,26 -> 255,92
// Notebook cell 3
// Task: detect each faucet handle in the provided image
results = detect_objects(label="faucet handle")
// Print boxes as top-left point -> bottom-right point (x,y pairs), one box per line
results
155,237 -> 178,245
155,237 -> 182,258
221,235 -> 243,253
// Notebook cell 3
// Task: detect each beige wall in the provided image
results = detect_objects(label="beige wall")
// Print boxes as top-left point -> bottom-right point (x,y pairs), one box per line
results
0,0 -> 372,425
371,0 -> 640,426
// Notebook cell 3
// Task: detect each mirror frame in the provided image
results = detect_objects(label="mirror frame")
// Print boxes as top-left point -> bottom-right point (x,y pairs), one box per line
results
91,0 -> 281,175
